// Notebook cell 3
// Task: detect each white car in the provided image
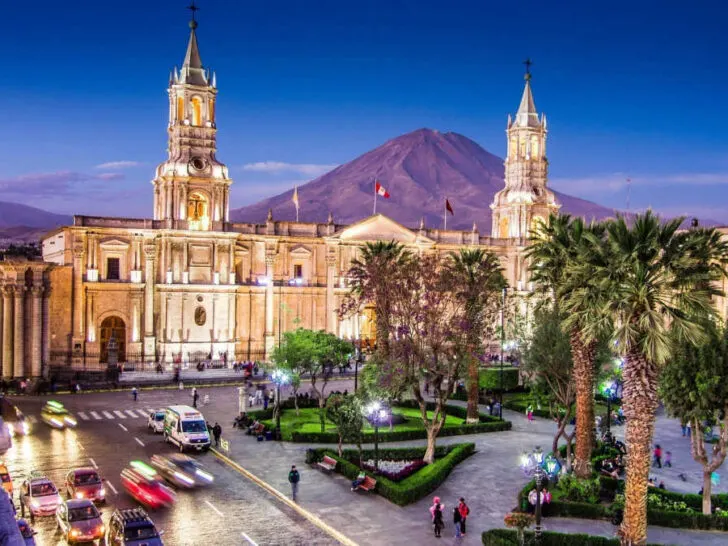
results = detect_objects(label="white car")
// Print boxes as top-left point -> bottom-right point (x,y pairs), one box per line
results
148,410 -> 166,433
20,474 -> 63,519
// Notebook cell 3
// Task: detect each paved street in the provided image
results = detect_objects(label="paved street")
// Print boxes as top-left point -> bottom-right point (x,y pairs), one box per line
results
7,384 -> 728,545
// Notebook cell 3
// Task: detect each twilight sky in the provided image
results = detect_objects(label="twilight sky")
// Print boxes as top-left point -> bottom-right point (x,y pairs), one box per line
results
2,0 -> 727,221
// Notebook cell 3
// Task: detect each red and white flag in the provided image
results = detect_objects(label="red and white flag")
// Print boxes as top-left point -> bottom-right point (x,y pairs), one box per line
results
375,181 -> 390,198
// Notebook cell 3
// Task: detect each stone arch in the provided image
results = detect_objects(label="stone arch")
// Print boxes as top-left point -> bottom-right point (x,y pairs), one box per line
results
191,96 -> 203,126
99,315 -> 127,363
187,190 -> 210,231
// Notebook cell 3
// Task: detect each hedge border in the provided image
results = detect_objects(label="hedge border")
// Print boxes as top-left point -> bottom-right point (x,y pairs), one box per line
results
257,400 -> 511,443
306,443 -> 475,505
481,529 -> 661,546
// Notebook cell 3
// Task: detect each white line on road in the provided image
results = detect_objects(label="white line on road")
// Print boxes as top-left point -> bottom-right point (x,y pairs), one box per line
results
78,411 -> 89,420
204,499 -> 224,517
90,411 -> 102,420
134,437 -> 145,447
89,458 -> 98,469
113,410 -> 127,419
102,411 -> 114,420
241,532 -> 259,546
146,408 -> 156,414
106,481 -> 118,495
118,423 -> 128,432
125,410 -> 140,418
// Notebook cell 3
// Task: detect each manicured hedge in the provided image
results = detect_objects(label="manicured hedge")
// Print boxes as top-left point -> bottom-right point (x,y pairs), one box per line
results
307,443 -> 475,505
481,529 -> 660,546
479,367 -> 519,390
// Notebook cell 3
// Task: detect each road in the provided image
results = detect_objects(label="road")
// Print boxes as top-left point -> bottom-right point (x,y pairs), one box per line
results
6,387 -> 342,546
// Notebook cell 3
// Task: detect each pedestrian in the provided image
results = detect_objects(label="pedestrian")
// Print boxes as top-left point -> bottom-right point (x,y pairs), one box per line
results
263,392 -> 269,410
192,387 -> 199,408
132,387 -> 138,401
432,502 -> 444,538
665,451 -> 672,468
452,506 -> 462,538
681,421 -> 687,437
288,465 -> 300,501
212,422 -> 222,447
526,404 -> 534,423
458,497 -> 470,535
686,421 -> 692,437
653,444 -> 662,468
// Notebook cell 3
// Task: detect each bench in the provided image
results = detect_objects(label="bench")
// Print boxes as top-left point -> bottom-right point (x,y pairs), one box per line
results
357,476 -> 377,492
316,455 -> 337,472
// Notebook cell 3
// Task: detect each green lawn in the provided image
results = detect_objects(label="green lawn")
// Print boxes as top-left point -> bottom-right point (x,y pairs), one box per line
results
504,392 -> 619,417
263,407 -> 466,437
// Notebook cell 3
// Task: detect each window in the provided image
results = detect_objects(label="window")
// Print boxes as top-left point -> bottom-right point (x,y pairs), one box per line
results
106,258 -> 120,280
293,264 -> 303,278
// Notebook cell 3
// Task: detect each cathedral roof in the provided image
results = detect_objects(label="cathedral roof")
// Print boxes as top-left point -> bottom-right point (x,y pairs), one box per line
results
515,79 -> 541,128
177,22 -> 208,86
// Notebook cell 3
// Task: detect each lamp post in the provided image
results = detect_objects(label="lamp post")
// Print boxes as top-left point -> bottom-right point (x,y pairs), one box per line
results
520,446 -> 546,544
499,287 -> 507,418
366,401 -> 388,471
271,369 -> 289,441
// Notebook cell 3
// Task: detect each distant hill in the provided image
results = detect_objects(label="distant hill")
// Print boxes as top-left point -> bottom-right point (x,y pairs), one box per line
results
0,201 -> 70,244
231,128 -> 624,230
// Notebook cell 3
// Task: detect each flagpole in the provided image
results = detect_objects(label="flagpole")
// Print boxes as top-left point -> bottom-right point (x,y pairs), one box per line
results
373,178 -> 377,215
444,197 -> 447,230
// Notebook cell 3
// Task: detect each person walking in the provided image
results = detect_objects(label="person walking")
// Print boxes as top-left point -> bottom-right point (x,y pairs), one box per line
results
432,502 -> 444,538
458,498 -> 470,535
212,422 -> 222,447
132,387 -> 138,401
526,405 -> 534,423
665,451 -> 672,468
288,465 -> 300,501
192,388 -> 199,408
452,506 -> 462,538
653,444 -> 662,468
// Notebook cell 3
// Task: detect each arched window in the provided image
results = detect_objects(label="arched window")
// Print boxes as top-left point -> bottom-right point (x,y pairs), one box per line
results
187,192 -> 210,231
177,97 -> 184,122
499,217 -> 510,239
191,96 -> 202,126
209,99 -> 215,123
531,137 -> 540,159
100,316 -> 126,363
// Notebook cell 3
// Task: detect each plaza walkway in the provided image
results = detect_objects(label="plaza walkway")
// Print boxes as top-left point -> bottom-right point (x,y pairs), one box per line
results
205,395 -> 728,546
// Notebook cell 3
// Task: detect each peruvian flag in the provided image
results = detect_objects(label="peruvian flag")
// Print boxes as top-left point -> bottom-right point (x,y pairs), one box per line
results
375,181 -> 390,198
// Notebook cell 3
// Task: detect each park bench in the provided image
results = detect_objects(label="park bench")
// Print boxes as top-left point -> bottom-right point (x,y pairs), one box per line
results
357,476 -> 377,492
316,455 -> 337,473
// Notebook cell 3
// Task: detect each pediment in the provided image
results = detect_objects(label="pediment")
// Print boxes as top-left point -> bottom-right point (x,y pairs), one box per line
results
290,245 -> 312,256
99,238 -> 130,249
330,214 -> 434,244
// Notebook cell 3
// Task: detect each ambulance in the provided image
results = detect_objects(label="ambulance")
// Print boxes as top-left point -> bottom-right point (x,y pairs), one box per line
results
163,406 -> 210,452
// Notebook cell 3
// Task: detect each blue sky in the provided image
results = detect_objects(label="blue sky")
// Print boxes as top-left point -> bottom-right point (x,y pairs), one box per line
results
2,0 -> 727,221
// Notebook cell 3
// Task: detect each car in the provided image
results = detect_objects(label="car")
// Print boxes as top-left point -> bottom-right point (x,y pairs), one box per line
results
56,498 -> 105,544
106,508 -> 164,546
147,410 -> 165,434
40,401 -> 77,429
65,468 -> 106,504
150,453 -> 214,488
17,518 -> 38,546
119,461 -> 176,509
1,397 -> 31,436
19,473 -> 63,520
0,462 -> 13,495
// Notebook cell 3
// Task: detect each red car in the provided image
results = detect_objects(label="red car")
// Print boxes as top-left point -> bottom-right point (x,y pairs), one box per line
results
120,462 -> 176,509
65,468 -> 106,504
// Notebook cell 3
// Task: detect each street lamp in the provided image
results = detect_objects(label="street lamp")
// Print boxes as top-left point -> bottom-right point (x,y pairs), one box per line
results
520,446 -> 547,544
499,287 -> 507,418
366,401 -> 389,471
271,369 -> 290,440
602,380 -> 619,436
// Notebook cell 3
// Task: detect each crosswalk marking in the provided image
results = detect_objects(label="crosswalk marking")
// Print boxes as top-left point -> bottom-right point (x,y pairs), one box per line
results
78,412 -> 89,420
146,408 -> 156,414
31,407 -> 165,423
102,411 -> 114,420
125,410 -> 141,418
113,410 -> 126,419
90,411 -> 102,420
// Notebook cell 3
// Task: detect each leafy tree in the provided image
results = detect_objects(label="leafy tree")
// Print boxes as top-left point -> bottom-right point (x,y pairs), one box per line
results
661,322 -> 728,514
522,306 -> 576,464
271,331 -> 307,415
568,211 -> 728,546
326,394 -> 364,457
341,241 -> 411,358
446,249 -> 506,423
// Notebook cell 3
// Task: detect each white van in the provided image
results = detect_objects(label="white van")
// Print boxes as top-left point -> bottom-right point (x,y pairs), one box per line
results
163,406 -> 210,452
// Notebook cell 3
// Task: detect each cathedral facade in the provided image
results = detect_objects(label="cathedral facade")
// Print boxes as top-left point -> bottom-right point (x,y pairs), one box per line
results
0,17 -> 561,378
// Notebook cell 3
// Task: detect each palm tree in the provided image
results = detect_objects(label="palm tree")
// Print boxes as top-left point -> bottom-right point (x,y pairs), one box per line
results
346,241 -> 411,358
567,211 -> 728,546
447,249 -> 506,423
526,213 -> 606,478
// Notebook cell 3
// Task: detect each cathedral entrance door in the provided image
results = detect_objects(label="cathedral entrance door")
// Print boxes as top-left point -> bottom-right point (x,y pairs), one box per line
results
100,316 -> 127,363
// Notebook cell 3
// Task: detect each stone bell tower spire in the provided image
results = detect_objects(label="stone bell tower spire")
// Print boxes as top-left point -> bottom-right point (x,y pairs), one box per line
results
152,2 -> 232,230
490,60 -> 559,239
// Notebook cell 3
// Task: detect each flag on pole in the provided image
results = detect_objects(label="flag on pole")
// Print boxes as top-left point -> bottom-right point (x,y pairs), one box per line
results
445,199 -> 454,216
375,181 -> 390,198
292,185 -> 300,222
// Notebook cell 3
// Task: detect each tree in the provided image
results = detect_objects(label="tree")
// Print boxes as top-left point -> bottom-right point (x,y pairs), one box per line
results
326,394 -> 364,457
271,331 -> 307,415
446,249 -> 506,423
342,241 -> 411,358
522,306 -> 576,464
568,211 -> 728,546
527,214 -> 606,478
307,330 -> 353,432
661,322 -> 728,515
373,253 -> 469,463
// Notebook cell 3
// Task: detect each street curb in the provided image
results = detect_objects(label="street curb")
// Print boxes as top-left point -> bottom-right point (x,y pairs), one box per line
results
210,448 -> 357,546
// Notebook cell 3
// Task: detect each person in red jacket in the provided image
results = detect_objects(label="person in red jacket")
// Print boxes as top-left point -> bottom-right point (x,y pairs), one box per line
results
458,498 -> 470,535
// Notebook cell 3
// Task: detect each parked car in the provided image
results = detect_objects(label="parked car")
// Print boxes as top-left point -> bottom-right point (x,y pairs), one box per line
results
19,473 -> 62,521
65,468 -> 106,503
56,498 -> 105,544
147,410 -> 165,433
106,508 -> 164,546
150,453 -> 214,488
40,401 -> 77,429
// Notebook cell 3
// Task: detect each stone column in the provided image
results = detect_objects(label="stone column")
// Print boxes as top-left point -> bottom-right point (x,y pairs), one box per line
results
143,243 -> 157,358
72,243 -> 86,343
31,286 -> 43,377
13,285 -> 25,378
1,287 -> 13,378
264,255 -> 275,356
325,253 -> 337,334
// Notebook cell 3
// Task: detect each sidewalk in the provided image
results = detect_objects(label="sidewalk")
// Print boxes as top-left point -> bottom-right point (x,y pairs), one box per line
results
203,396 -> 727,546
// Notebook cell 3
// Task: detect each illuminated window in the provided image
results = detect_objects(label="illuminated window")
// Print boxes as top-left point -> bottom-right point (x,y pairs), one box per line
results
531,138 -> 540,158
177,97 -> 184,121
191,97 -> 202,126
499,217 -> 510,239
209,99 -> 215,123
187,192 -> 210,231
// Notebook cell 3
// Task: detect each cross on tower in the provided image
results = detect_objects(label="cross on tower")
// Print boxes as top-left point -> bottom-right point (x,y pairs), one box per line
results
188,1 -> 199,23
523,58 -> 533,80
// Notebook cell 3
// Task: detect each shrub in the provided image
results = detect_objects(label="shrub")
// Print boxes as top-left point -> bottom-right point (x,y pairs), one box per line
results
557,474 -> 601,503
308,443 -> 475,505
479,367 -> 519,390
481,529 -> 660,546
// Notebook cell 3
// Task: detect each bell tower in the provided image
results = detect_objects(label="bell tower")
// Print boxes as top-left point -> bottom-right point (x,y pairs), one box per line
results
491,61 -> 559,239
153,3 -> 231,230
